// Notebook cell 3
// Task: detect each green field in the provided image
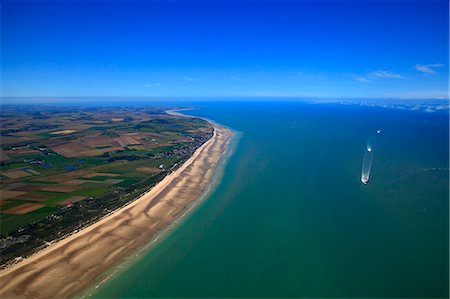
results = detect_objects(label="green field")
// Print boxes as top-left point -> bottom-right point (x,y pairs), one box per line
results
0,107 -> 212,240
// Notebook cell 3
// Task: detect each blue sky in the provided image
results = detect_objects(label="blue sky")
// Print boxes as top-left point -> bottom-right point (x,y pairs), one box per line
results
1,0 -> 449,99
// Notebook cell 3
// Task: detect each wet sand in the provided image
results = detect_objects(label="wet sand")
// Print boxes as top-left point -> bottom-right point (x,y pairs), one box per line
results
0,121 -> 233,299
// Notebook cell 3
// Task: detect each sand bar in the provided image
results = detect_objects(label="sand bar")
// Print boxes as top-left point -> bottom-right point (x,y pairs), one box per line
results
0,122 -> 233,299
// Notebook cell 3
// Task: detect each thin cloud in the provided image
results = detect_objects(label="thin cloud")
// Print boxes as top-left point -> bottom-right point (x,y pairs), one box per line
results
143,83 -> 161,88
283,72 -> 327,80
229,75 -> 250,82
353,70 -> 404,83
353,76 -> 372,83
183,77 -> 198,82
370,70 -> 404,79
293,72 -> 326,80
391,89 -> 449,99
415,63 -> 444,74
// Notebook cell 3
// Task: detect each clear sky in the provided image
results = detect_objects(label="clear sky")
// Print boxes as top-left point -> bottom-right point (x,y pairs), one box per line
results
1,0 -> 449,99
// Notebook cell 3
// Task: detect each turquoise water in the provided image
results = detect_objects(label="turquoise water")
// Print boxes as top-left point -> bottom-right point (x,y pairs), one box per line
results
91,101 -> 448,298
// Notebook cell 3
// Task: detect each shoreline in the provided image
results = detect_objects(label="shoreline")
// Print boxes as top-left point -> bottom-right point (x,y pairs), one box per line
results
0,115 -> 233,299
83,118 -> 239,299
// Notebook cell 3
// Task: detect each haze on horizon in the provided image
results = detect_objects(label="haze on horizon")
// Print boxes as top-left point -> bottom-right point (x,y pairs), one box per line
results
1,0 -> 449,100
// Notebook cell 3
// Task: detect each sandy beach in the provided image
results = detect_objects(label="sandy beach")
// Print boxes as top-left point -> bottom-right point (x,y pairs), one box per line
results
0,119 -> 233,299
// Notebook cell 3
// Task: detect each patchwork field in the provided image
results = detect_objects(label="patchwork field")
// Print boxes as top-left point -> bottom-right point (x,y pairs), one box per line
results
3,203 -> 45,215
0,106 -> 213,249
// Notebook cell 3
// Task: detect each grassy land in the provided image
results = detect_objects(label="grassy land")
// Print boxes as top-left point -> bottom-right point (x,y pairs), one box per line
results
0,106 -> 212,246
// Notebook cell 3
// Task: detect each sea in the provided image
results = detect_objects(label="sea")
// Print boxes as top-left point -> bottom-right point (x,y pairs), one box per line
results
83,99 -> 448,298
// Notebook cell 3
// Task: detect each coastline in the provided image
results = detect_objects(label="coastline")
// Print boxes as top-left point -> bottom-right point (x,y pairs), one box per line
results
83,117 -> 240,299
0,115 -> 233,299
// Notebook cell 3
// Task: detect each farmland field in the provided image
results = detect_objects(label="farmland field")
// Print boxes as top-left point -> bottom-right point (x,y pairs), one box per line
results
0,106 -> 213,265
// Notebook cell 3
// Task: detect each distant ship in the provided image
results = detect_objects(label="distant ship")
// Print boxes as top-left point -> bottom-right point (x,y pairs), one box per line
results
361,175 -> 369,184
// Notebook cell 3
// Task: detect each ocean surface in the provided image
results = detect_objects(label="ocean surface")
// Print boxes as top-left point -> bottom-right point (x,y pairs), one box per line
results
89,100 -> 449,298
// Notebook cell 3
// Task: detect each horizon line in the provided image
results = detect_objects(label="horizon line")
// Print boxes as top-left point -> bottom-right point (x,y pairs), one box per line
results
1,96 -> 449,101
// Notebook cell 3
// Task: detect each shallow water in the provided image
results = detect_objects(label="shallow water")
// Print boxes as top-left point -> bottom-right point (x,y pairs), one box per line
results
91,101 -> 449,298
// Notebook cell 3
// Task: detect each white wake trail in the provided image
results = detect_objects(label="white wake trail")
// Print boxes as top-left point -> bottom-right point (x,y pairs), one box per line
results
361,129 -> 381,185
361,150 -> 374,184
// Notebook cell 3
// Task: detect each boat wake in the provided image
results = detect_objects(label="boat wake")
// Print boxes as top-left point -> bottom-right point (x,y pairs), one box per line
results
361,129 -> 381,185
361,150 -> 373,184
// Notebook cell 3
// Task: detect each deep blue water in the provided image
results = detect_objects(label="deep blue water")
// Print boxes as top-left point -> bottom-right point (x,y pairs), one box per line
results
90,101 -> 449,298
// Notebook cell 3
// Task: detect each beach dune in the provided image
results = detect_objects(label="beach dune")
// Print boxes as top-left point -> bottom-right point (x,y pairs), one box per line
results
0,123 -> 233,299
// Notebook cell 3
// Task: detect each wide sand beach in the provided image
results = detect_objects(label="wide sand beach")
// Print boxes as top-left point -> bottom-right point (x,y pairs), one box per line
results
0,114 -> 233,299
